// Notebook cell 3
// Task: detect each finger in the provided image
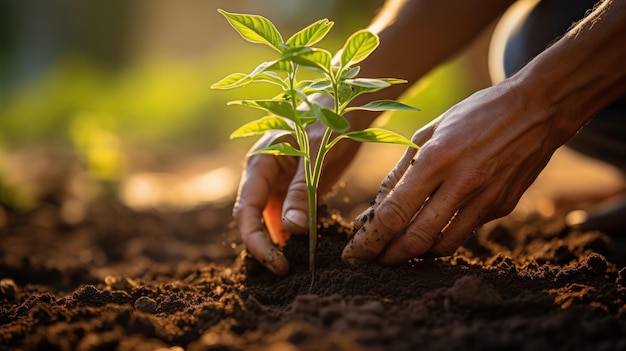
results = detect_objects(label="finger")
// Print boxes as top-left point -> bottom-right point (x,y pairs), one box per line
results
234,153 -> 293,275
376,171 -> 479,265
427,206 -> 479,257
343,156 -> 440,263
281,157 -> 310,234
428,182 -> 515,257
354,125 -> 434,231
235,197 -> 290,276
353,146 -> 416,231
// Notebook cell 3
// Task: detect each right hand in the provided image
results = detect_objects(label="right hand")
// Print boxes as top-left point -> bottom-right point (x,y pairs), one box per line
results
233,122 -> 362,275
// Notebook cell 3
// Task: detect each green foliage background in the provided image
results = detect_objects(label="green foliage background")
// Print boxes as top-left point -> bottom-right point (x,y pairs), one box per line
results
0,0 -> 486,209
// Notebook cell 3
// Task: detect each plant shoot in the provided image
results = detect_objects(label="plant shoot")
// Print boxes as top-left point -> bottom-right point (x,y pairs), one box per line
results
212,9 -> 419,273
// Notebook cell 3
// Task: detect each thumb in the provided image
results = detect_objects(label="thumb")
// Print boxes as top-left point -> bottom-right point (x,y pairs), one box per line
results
282,158 -> 311,234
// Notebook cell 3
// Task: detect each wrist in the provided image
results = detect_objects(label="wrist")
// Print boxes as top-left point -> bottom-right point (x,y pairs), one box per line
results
509,0 -> 626,144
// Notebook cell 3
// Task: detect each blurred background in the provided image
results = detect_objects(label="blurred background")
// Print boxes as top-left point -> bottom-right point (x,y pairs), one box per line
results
0,0 -> 495,222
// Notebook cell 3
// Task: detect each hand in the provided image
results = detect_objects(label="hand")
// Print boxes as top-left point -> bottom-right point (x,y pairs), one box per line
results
342,82 -> 573,265
234,122 -> 361,275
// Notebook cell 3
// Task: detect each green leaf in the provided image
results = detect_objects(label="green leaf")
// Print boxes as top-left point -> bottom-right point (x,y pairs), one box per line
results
295,110 -> 317,127
343,128 -> 419,148
211,73 -> 250,90
228,100 -> 296,121
304,78 -> 332,91
230,116 -> 294,139
341,66 -> 361,79
249,60 -> 280,76
289,48 -> 332,73
337,82 -> 354,104
251,142 -> 307,157
319,108 -> 350,133
251,72 -> 287,88
378,78 -> 408,85
345,100 -> 419,112
212,71 -> 287,90
218,9 -> 284,52
345,78 -> 390,88
340,30 -> 379,68
286,19 -> 334,47
265,60 -> 292,72
280,46 -> 313,58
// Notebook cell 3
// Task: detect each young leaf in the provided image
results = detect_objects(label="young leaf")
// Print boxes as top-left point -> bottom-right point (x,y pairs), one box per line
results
301,78 -> 332,95
228,100 -> 296,121
212,72 -> 286,90
378,78 -> 409,85
230,116 -> 294,139
342,128 -> 419,149
319,108 -> 350,133
340,30 -> 379,68
289,48 -> 332,74
345,100 -> 420,112
218,9 -> 284,52
341,79 -> 409,103
265,60 -> 292,72
251,142 -> 307,157
341,66 -> 361,79
249,60 -> 280,77
251,72 -> 288,89
295,110 -> 317,127
286,19 -> 334,48
211,73 -> 250,90
345,78 -> 391,88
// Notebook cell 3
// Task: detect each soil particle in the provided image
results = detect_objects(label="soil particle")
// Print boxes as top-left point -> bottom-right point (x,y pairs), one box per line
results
0,278 -> 19,303
134,296 -> 157,313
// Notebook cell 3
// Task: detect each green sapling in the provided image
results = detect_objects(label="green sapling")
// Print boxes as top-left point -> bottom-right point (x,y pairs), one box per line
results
212,9 -> 419,273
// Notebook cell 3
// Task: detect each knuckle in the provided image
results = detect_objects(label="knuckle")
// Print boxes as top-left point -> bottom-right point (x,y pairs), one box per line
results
455,168 -> 485,192
376,200 -> 413,233
431,239 -> 461,257
414,142 -> 456,177
380,173 -> 398,193
285,183 -> 308,204
402,227 -> 436,256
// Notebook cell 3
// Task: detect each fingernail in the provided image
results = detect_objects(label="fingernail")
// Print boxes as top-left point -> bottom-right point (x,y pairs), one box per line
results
284,209 -> 308,230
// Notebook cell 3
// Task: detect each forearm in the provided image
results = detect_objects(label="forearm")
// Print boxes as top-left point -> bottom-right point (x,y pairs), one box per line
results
510,0 -> 626,143
348,0 -> 515,129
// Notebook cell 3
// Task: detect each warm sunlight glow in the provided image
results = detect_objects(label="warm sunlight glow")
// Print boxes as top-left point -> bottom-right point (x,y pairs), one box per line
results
120,167 -> 238,211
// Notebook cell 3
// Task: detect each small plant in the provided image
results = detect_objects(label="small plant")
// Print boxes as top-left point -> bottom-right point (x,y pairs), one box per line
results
212,9 -> 419,273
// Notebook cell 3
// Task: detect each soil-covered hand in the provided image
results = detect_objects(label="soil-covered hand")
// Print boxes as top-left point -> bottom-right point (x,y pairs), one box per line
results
234,121 -> 361,275
342,81 -> 572,265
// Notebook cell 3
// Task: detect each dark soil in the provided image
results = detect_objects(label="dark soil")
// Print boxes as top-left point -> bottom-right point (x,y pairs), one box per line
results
1,198 -> 625,351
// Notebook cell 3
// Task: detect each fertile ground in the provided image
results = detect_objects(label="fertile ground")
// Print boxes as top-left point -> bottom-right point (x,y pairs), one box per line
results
1,188 -> 625,351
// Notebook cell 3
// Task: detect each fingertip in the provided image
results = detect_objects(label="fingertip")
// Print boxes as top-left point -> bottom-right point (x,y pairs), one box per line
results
264,248 -> 290,275
282,208 -> 308,234
244,231 -> 290,276
341,250 -> 365,266
341,232 -> 369,265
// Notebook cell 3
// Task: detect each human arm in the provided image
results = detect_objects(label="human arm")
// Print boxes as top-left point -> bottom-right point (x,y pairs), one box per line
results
342,0 -> 626,265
